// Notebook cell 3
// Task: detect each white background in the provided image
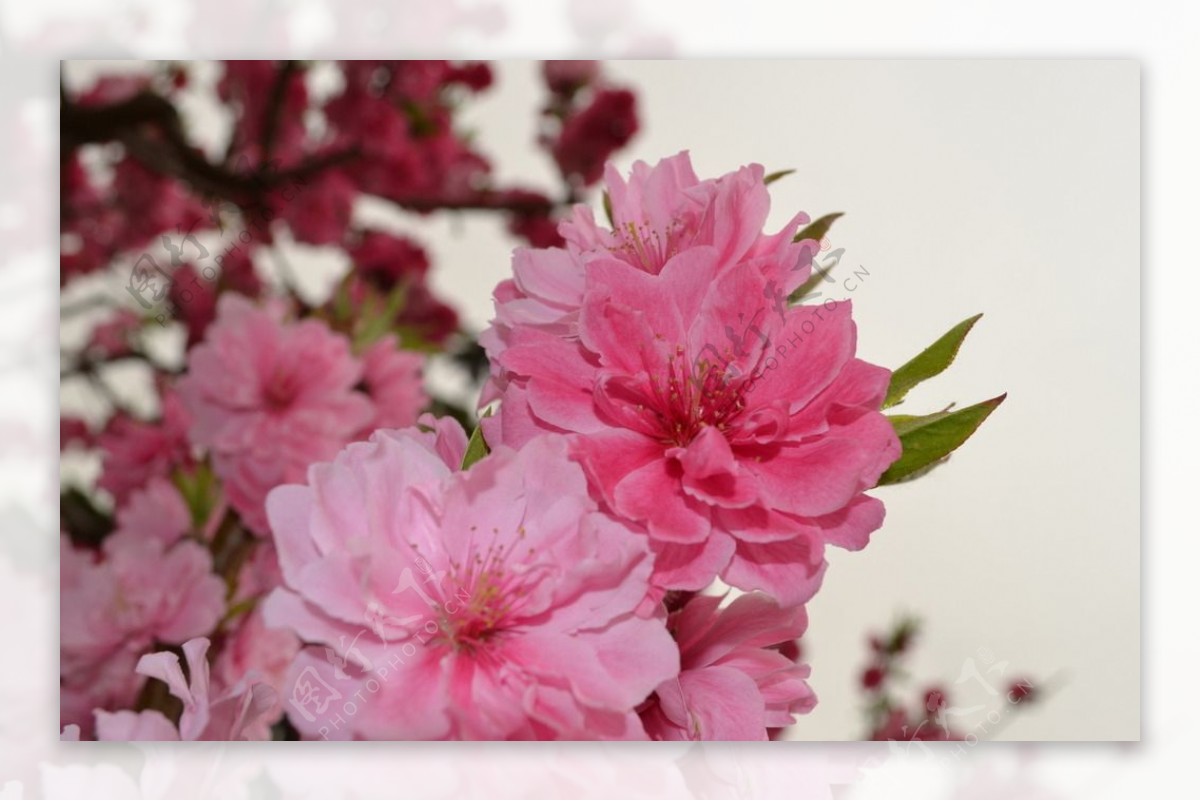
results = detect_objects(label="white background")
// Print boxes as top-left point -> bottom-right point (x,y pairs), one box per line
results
7,0 -> 1198,797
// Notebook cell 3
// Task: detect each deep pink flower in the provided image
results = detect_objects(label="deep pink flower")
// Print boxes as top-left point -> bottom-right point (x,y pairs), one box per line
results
86,308 -> 141,359
350,230 -> 431,291
552,88 -> 639,185
95,638 -> 278,741
641,593 -> 815,740
169,263 -> 218,347
275,168 -> 357,246
542,60 -> 600,95
484,155 -> 899,606
483,152 -> 809,376
263,417 -> 678,740
358,335 -> 427,433
60,417 -> 92,450
177,294 -> 374,534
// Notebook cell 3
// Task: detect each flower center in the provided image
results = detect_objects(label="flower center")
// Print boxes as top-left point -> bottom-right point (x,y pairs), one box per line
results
263,367 -> 301,411
433,532 -> 540,653
597,347 -> 751,448
608,217 -> 688,274
654,353 -> 749,446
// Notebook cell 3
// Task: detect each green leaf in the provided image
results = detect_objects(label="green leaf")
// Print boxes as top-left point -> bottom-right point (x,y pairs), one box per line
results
173,461 -> 218,529
884,314 -> 983,409
787,246 -> 845,303
878,394 -> 1006,485
764,168 -> 795,185
792,212 -> 843,244
461,409 -> 493,470
602,191 -> 614,228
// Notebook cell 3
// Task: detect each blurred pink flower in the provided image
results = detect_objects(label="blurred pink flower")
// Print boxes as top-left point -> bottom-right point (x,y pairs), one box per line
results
177,294 -> 374,533
263,417 -> 678,740
97,383 -> 192,506
95,638 -> 278,741
275,168 -> 357,246
641,593 -> 815,740
86,308 -> 141,359
358,334 -> 427,433
215,605 -> 300,705
552,88 -> 638,185
60,534 -> 225,733
112,476 -> 191,547
350,230 -> 431,289
542,60 -> 600,94
60,416 -> 92,450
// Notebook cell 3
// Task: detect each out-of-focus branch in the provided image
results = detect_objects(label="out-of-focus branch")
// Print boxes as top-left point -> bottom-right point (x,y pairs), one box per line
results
61,85 -> 361,207
260,60 -> 298,163
61,79 -> 565,222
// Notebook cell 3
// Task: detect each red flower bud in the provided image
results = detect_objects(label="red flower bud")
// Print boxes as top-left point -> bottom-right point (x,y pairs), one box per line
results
1009,678 -> 1037,704
861,665 -> 886,690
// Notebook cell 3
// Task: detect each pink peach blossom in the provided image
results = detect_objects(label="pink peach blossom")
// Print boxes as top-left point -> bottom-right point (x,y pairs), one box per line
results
112,477 -> 191,547
59,533 -> 225,733
177,294 -> 374,533
482,151 -> 813,399
97,382 -> 192,506
358,334 -> 427,433
641,593 -> 815,740
95,638 -> 278,741
484,158 -> 898,606
215,605 -> 300,704
263,417 -> 678,740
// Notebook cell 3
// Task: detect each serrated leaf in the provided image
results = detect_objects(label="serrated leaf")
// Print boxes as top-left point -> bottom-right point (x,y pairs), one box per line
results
878,394 -> 1006,485
764,168 -> 795,185
461,410 -> 492,470
792,212 -> 843,244
884,314 -> 983,409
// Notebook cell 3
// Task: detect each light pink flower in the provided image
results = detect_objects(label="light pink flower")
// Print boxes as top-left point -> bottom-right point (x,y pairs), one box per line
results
641,593 -> 815,740
95,638 -> 278,741
215,605 -> 300,702
112,477 -> 191,547
60,533 -> 225,732
177,294 -> 374,533
484,157 -> 899,606
263,416 -> 678,740
358,334 -> 427,433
